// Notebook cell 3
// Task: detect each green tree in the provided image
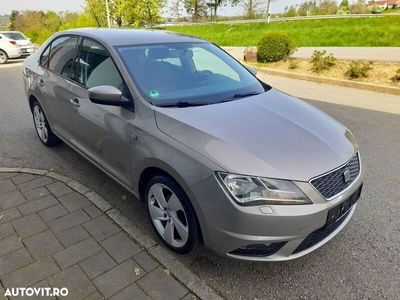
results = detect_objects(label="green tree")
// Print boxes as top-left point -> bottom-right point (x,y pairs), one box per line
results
315,0 -> 338,15
297,1 -> 317,16
59,12 -> 98,30
84,0 -> 163,27
349,0 -> 368,14
338,0 -> 350,13
234,0 -> 265,19
283,5 -> 297,17
206,0 -> 227,20
8,10 -> 19,30
85,0 -> 107,26
184,0 -> 208,21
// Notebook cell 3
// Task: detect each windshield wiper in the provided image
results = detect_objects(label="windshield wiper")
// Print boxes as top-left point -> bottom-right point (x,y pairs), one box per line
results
157,101 -> 210,108
232,92 -> 262,99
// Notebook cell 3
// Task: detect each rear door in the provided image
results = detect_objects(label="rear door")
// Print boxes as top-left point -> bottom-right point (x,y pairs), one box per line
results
68,38 -> 135,187
37,35 -> 80,142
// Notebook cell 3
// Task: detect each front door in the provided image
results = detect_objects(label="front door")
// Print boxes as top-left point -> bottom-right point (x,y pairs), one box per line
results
69,38 -> 135,187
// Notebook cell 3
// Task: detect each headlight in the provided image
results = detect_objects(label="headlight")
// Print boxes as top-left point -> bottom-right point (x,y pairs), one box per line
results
216,172 -> 311,206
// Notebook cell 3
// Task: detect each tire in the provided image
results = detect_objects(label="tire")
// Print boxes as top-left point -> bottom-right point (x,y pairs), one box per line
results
0,50 -> 8,64
32,100 -> 62,147
145,175 -> 200,254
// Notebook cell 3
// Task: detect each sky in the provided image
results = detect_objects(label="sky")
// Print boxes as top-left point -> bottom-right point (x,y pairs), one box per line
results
0,0 -> 334,16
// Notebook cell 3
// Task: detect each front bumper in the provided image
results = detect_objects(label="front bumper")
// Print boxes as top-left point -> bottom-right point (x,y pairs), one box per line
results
19,46 -> 35,57
190,164 -> 363,261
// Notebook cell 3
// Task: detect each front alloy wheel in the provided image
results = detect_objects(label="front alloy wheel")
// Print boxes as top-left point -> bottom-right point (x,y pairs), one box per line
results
146,176 -> 199,253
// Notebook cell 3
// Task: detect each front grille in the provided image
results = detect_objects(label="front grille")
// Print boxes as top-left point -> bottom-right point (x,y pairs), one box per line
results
311,153 -> 360,199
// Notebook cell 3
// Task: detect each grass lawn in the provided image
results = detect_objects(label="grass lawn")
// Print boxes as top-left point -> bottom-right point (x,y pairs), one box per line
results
166,16 -> 400,47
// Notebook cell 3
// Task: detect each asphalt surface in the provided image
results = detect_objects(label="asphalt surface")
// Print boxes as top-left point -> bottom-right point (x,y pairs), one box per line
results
1,64 -> 399,299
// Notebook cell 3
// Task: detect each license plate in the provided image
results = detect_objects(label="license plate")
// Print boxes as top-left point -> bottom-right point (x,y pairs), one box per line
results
27,48 -> 34,53
326,185 -> 362,225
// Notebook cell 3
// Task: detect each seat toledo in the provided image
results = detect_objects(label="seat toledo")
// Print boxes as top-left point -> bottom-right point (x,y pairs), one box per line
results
23,29 -> 363,261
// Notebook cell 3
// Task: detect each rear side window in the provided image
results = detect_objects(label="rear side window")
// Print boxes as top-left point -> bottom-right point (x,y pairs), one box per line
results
77,38 -> 129,97
48,36 -> 79,79
2,32 -> 26,40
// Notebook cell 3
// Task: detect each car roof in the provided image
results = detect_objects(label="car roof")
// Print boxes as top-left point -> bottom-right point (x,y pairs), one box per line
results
63,28 -> 206,46
0,31 -> 23,34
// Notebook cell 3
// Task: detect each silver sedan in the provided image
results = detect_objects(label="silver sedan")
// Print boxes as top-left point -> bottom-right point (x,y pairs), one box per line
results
23,28 -> 363,261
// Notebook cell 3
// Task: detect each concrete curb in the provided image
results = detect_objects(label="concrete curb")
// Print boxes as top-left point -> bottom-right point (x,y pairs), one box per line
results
250,65 -> 400,96
0,167 -> 223,300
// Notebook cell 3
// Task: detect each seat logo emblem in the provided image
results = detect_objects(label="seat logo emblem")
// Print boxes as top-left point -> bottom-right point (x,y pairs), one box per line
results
343,169 -> 351,183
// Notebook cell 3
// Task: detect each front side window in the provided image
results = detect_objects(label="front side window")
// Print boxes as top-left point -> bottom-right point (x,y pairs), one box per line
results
48,36 -> 79,79
77,39 -> 128,98
40,45 -> 51,68
117,42 -> 266,107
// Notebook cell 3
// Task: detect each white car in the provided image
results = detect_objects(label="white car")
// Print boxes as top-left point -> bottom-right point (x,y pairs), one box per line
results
0,31 -> 35,64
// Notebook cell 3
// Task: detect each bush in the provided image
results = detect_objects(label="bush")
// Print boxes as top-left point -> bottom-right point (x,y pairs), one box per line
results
311,50 -> 336,73
345,60 -> 373,79
288,58 -> 299,69
391,68 -> 400,82
257,32 -> 297,63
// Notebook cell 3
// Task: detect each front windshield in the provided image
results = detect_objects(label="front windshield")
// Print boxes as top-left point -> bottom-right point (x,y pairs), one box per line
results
2,32 -> 27,40
117,42 -> 266,107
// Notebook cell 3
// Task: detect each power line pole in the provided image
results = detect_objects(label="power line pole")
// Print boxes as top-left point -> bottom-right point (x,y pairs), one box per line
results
105,0 -> 111,28
266,0 -> 271,23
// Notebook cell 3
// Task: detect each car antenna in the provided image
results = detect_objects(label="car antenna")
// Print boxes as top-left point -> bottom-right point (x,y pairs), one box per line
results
88,4 -> 101,28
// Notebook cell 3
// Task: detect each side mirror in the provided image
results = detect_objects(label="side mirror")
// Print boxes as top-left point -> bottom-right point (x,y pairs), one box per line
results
246,66 -> 257,76
88,85 -> 124,106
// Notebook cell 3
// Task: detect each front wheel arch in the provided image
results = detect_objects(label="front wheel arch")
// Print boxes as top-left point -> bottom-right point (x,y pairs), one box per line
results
139,166 -> 204,244
29,95 -> 38,112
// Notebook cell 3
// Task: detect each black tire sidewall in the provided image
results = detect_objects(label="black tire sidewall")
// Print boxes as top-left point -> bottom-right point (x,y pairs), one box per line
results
145,175 -> 199,254
32,101 -> 61,147
0,50 -> 8,64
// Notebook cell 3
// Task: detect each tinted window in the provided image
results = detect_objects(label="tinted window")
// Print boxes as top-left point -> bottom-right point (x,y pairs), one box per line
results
48,36 -> 79,79
77,39 -> 128,98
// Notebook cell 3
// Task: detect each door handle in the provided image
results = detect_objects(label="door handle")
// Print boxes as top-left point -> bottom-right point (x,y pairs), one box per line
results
70,98 -> 80,108
39,79 -> 45,87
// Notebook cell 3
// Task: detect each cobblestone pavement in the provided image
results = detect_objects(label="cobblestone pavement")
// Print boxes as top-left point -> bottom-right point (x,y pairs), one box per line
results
0,171 -> 195,300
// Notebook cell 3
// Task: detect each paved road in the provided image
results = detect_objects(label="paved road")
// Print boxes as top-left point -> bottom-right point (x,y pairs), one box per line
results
1,64 -> 400,299
224,46 -> 400,62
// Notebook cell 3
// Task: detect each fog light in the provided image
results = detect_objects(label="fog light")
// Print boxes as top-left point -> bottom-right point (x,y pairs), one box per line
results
229,242 -> 287,257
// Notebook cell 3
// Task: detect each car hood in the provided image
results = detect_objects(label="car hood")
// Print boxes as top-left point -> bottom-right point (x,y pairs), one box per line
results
155,89 -> 357,181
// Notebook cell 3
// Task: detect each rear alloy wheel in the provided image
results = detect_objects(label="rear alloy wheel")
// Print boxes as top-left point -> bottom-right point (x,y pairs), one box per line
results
0,50 -> 8,64
32,101 -> 62,147
146,176 -> 200,253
